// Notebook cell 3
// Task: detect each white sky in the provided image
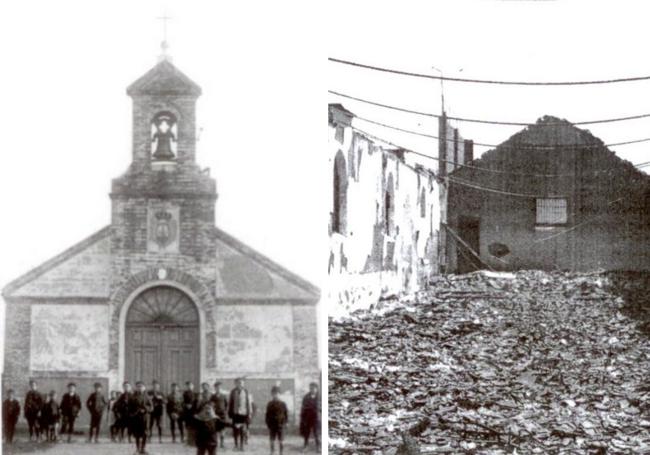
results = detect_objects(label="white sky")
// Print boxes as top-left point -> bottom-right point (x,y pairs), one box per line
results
0,0 -> 327,293
329,0 -> 650,172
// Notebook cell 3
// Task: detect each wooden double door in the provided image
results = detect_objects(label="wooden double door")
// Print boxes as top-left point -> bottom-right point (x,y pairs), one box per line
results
125,286 -> 200,391
126,325 -> 199,390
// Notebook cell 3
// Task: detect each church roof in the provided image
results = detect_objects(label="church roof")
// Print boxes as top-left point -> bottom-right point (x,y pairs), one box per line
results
2,226 -> 319,303
127,59 -> 202,97
213,227 -> 320,301
2,226 -> 112,299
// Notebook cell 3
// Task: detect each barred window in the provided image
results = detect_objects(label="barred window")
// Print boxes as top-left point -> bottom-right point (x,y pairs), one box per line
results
536,198 -> 567,225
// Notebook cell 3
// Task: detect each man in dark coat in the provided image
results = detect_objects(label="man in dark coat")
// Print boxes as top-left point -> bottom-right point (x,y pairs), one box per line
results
183,381 -> 198,428
197,382 -> 213,411
24,379 -> 44,441
148,380 -> 165,443
228,377 -> 253,451
86,382 -> 108,443
40,390 -> 61,442
300,382 -> 321,450
128,381 -> 153,454
211,381 -> 228,449
60,382 -> 81,443
166,382 -> 185,443
114,382 -> 133,442
265,386 -> 289,455
3,389 -> 21,444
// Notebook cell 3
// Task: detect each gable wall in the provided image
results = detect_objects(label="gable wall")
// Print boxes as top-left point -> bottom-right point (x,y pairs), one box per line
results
447,131 -> 650,272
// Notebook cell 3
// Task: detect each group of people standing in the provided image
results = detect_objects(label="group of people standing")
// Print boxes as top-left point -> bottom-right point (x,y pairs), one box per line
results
3,377 -> 321,455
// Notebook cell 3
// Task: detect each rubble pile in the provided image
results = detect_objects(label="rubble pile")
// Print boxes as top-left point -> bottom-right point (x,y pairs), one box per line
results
329,271 -> 650,454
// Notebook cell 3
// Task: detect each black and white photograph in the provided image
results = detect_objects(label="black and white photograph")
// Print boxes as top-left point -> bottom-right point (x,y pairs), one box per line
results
0,1 -> 324,454
328,1 -> 650,453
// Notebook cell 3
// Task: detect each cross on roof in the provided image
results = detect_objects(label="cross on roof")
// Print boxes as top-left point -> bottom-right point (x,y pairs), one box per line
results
157,13 -> 172,42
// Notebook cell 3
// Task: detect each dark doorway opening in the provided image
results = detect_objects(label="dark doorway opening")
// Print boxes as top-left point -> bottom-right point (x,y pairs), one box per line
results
457,216 -> 481,274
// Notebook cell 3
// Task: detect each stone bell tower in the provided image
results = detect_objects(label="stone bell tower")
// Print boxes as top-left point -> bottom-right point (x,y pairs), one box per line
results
109,50 -> 218,286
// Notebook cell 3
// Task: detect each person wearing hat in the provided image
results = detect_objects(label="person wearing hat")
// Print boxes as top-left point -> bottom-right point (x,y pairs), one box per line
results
211,381 -> 228,449
183,381 -> 198,428
128,381 -> 153,454
40,390 -> 61,442
299,382 -> 321,450
198,382 -> 213,411
166,382 -> 185,443
265,385 -> 289,455
108,390 -> 122,442
2,389 -> 21,444
193,402 -> 224,455
115,381 -> 133,443
24,379 -> 44,441
228,377 -> 253,451
148,380 -> 165,443
86,382 -> 108,443
60,382 -> 81,443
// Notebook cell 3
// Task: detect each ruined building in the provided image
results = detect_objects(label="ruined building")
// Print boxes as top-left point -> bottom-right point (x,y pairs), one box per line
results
445,116 -> 650,273
328,104 -> 472,310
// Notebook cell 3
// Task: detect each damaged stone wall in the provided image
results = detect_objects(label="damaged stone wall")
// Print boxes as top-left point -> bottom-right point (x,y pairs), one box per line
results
328,104 -> 440,311
447,116 -> 650,272
214,304 -> 293,373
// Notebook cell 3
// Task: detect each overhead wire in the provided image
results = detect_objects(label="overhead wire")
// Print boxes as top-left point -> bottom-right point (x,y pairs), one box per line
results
329,57 -> 650,86
354,115 -> 650,151
330,90 -> 650,126
350,122 -> 650,178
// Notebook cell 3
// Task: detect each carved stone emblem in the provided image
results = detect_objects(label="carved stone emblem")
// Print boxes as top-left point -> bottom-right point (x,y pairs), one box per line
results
147,204 -> 180,252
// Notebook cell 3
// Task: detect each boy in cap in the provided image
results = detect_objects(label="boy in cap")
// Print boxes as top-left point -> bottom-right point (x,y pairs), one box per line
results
40,390 -> 60,442
228,377 -> 253,451
24,379 -> 44,441
265,385 -> 289,455
194,401 -> 226,455
60,382 -> 81,443
211,381 -> 228,449
299,382 -> 321,450
86,382 -> 108,443
2,389 -> 21,444
115,381 -> 133,442
198,382 -> 213,410
128,381 -> 153,454
183,381 -> 198,433
148,380 -> 165,443
108,390 -> 121,442
166,382 -> 185,443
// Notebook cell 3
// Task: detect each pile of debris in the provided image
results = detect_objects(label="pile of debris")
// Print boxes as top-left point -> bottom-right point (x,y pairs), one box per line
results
329,271 -> 650,454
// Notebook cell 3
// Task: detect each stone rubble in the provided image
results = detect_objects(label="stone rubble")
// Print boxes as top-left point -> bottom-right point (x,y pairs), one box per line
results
329,271 -> 650,454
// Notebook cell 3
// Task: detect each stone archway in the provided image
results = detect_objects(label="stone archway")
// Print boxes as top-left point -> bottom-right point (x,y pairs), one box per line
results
109,268 -> 218,388
124,285 -> 199,390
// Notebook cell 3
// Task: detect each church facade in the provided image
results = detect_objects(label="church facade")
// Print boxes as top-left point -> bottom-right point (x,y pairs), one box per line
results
2,56 -> 320,428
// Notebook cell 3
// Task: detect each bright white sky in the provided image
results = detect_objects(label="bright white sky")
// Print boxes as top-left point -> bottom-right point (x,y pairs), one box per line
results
329,0 -> 650,172
0,0 -> 326,294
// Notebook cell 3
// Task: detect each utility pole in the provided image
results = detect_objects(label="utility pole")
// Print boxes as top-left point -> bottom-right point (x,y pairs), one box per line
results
431,66 -> 445,114
432,66 -> 448,274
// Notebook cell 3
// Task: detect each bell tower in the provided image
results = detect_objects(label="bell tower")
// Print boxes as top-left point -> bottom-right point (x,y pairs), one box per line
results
110,49 -> 217,269
126,53 -> 202,168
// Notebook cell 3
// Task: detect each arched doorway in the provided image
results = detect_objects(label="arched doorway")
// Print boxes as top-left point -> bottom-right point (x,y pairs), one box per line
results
125,286 -> 200,391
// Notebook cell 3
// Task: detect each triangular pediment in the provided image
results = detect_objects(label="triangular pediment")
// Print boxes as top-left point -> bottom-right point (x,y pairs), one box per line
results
214,228 -> 320,302
2,227 -> 112,299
